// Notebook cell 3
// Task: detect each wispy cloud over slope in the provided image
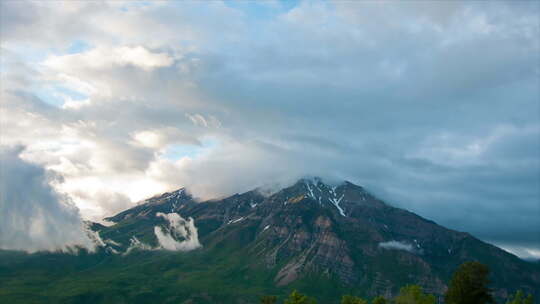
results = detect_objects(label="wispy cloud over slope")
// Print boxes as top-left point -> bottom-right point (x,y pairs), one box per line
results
379,241 -> 416,253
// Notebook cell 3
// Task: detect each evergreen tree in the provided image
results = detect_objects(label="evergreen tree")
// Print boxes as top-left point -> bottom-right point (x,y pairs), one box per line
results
284,290 -> 316,304
372,296 -> 387,304
445,261 -> 494,304
506,290 -> 534,304
260,295 -> 277,304
341,295 -> 368,304
394,285 -> 436,304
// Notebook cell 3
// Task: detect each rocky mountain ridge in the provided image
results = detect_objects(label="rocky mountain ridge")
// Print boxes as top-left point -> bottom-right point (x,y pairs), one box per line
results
87,177 -> 540,300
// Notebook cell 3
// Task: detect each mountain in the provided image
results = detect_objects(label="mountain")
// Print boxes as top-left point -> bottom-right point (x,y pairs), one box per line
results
0,178 -> 538,304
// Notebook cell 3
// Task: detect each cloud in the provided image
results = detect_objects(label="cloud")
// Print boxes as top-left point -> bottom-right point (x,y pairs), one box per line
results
125,236 -> 153,255
379,241 -> 415,253
0,146 -> 94,253
45,46 -> 174,72
0,0 -> 538,258
154,212 -> 201,251
498,244 -> 540,262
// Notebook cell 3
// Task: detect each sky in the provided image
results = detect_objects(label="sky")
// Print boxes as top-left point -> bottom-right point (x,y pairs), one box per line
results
0,0 -> 539,259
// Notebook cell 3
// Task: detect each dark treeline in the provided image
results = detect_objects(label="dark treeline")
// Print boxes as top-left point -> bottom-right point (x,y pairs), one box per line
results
260,262 -> 535,304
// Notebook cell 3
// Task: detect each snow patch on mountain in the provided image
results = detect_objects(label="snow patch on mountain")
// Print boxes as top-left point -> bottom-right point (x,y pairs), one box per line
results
328,193 -> 346,216
228,217 -> 245,224
305,181 -> 316,200
303,179 -> 347,216
154,212 -> 201,251
169,189 -> 186,211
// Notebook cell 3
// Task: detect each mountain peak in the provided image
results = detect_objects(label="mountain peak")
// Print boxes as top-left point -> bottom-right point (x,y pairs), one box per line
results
276,177 -> 384,217
105,187 -> 195,222
297,176 -> 344,186
295,176 -> 366,191
153,187 -> 188,200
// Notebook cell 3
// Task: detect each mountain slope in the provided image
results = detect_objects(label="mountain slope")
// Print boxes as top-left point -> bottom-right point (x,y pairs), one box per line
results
0,178 -> 538,303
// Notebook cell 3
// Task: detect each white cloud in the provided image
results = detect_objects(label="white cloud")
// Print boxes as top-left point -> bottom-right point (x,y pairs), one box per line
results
0,146 -> 95,253
497,244 -> 540,261
154,212 -> 201,251
45,46 -> 174,72
132,130 -> 165,149
125,236 -> 153,254
185,113 -> 222,130
379,241 -> 415,253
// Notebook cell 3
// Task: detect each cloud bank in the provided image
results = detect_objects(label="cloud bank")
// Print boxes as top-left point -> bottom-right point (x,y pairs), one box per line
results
0,146 -> 94,252
0,0 -> 538,258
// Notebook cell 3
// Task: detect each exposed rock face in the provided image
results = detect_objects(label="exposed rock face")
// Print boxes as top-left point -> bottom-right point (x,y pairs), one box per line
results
96,177 -> 540,299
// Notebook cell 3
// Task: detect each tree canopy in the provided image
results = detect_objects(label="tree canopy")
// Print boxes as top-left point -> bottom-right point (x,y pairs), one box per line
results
260,295 -> 277,304
505,290 -> 534,304
394,285 -> 436,304
445,261 -> 494,304
341,295 -> 368,304
256,263 -> 529,304
372,296 -> 388,304
284,290 -> 317,304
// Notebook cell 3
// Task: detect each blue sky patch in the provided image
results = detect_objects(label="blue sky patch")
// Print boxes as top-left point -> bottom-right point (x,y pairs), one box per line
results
163,138 -> 218,161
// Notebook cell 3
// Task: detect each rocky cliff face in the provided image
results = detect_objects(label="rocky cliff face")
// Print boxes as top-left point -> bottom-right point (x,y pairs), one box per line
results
93,177 -> 540,299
